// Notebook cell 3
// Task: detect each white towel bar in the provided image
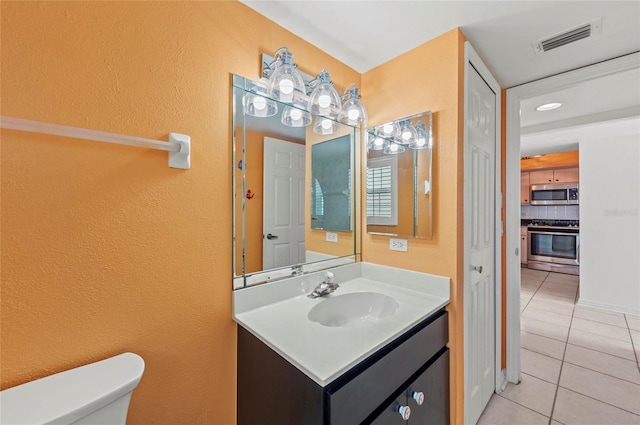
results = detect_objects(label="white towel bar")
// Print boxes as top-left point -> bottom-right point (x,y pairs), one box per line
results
0,116 -> 191,169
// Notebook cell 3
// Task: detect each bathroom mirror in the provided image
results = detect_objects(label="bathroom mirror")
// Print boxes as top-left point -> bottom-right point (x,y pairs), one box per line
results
366,111 -> 433,239
232,74 -> 358,288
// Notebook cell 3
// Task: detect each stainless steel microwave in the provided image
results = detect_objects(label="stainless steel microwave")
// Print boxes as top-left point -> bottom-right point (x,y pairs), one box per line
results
530,183 -> 579,205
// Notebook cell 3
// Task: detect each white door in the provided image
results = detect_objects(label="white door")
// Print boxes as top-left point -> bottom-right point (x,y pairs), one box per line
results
263,137 -> 306,270
465,59 -> 497,423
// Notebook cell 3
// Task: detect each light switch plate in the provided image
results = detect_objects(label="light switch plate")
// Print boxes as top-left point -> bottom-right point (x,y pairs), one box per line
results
390,238 -> 408,252
326,232 -> 338,243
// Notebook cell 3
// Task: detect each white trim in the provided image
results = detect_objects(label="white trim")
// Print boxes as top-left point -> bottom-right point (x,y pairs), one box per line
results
463,42 -> 504,421
505,52 -> 640,384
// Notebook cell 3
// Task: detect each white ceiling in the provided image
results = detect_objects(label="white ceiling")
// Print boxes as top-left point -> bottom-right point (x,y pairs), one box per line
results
240,0 -> 640,157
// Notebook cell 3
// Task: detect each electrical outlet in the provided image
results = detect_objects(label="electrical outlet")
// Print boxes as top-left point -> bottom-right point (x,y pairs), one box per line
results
390,238 -> 408,252
326,232 -> 338,243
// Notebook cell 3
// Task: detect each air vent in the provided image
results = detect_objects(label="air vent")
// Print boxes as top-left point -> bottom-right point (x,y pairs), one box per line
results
533,18 -> 602,54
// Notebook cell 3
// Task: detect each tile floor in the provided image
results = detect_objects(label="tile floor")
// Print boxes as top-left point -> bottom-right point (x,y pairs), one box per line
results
478,268 -> 640,425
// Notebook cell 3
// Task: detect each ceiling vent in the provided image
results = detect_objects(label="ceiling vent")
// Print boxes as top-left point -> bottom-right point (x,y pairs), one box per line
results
533,18 -> 602,54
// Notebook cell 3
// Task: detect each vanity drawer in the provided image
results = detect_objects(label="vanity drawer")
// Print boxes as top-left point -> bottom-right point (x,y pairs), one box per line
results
328,311 -> 448,425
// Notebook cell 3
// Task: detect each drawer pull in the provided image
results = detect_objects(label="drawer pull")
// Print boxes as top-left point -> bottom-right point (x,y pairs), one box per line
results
411,390 -> 425,406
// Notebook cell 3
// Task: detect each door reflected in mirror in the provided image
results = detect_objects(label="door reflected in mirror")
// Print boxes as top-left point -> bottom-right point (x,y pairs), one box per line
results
366,111 -> 433,239
233,75 -> 358,288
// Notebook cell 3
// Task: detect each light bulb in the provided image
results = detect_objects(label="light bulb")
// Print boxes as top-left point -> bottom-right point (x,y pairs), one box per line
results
321,119 -> 332,130
252,96 -> 267,111
279,78 -> 294,95
347,108 -> 360,121
374,138 -> 383,147
318,94 -> 331,109
383,123 -> 394,135
389,143 -> 398,152
290,108 -> 302,121
402,130 -> 412,141
416,137 -> 426,147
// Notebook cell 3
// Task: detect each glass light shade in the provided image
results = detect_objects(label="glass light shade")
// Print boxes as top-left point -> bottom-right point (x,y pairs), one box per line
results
281,106 -> 312,127
398,120 -> 418,145
368,134 -> 389,151
308,72 -> 341,117
243,93 -> 278,117
410,122 -> 430,149
383,142 -> 406,155
339,97 -> 368,126
268,65 -> 306,104
313,117 -> 338,135
377,122 -> 400,140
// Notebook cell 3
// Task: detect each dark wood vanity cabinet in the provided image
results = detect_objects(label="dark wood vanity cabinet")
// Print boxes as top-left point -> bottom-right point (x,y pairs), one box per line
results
237,309 -> 449,425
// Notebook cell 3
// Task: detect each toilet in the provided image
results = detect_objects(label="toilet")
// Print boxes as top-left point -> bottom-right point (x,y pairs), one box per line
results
0,352 -> 144,425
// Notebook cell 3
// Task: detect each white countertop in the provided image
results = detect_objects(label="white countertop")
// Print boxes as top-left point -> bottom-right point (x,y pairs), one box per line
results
233,262 -> 450,386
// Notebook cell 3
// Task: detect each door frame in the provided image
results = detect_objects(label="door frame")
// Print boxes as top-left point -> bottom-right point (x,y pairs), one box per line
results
463,42 -> 504,422
505,52 -> 640,383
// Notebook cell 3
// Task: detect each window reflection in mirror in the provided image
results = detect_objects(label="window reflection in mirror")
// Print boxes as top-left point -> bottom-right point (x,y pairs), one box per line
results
366,111 -> 433,239
232,75 -> 358,288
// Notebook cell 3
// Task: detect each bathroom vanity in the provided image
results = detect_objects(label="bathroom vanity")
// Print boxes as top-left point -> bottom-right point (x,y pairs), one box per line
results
234,262 -> 450,425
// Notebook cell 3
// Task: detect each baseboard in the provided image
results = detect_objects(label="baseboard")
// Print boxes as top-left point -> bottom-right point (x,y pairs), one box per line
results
577,297 -> 640,316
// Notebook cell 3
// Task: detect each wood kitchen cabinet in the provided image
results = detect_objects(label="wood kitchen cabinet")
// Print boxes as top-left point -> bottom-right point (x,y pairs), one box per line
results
521,226 -> 528,266
521,172 -> 530,205
529,167 -> 578,184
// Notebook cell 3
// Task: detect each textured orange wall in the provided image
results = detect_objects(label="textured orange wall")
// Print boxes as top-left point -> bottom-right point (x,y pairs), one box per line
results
0,2 -> 359,424
361,29 -> 467,424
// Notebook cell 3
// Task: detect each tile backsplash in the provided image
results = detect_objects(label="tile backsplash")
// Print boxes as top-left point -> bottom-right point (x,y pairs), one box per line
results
521,204 -> 579,220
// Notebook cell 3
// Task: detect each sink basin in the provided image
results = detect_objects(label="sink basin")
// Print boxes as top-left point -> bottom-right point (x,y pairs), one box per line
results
308,292 -> 399,327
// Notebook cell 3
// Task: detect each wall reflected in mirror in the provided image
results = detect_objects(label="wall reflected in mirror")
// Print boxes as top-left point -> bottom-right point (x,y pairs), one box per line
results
233,75 -> 358,288
366,111 -> 433,239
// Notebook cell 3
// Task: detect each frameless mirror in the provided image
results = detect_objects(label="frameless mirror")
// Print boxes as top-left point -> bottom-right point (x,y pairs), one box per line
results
232,74 -> 358,288
366,111 -> 434,239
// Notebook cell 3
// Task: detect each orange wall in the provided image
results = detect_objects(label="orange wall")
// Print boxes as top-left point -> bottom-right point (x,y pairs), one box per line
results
361,28 -> 467,424
0,2 -> 359,424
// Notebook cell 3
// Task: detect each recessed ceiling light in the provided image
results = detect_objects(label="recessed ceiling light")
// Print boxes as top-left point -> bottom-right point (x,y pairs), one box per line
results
536,102 -> 562,111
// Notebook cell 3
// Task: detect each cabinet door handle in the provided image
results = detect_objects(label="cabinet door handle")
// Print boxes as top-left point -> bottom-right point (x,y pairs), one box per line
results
398,405 -> 411,420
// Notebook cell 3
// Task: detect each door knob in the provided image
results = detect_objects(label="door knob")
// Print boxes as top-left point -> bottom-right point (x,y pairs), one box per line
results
265,233 -> 278,240
471,265 -> 483,273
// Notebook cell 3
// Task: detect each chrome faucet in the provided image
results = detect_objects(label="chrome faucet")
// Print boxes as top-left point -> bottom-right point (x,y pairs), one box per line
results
308,271 -> 339,298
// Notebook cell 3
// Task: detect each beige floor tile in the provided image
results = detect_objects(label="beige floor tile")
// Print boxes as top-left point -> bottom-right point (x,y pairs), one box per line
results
522,279 -> 543,290
526,299 -> 574,317
541,280 -> 579,292
559,363 -> 640,415
571,317 -> 632,342
573,306 -> 628,328
552,387 -> 640,425
568,329 -> 637,361
521,331 -> 566,360
523,306 -> 573,328
500,373 -> 556,416
564,344 -> 640,385
550,421 -> 563,425
627,315 -> 640,331
522,317 -> 570,342
521,348 -> 562,384
532,291 -> 576,306
539,283 -> 578,298
477,394 -> 548,425
630,329 -> 640,345
544,273 -> 579,283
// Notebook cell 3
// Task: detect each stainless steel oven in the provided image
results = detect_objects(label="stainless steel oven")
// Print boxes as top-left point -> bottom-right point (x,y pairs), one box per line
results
528,226 -> 580,275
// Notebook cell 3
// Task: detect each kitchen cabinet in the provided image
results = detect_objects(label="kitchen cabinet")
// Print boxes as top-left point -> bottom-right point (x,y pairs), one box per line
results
237,310 -> 449,425
521,172 -> 530,204
521,226 -> 528,266
529,167 -> 578,184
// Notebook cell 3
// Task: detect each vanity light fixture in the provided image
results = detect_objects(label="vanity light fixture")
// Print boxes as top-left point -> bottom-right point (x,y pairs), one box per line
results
308,69 -> 342,117
410,121 -> 432,149
281,106 -> 312,127
313,116 -> 339,135
243,92 -> 278,118
383,142 -> 406,155
339,83 -> 368,127
398,119 -> 418,145
368,134 -> 389,151
535,102 -> 562,111
266,47 -> 306,104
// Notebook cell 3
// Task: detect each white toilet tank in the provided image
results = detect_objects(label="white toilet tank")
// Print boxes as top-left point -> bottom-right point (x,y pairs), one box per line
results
0,352 -> 144,425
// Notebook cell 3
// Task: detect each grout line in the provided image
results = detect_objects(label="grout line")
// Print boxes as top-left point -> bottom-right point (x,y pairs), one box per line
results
561,358 -> 640,386
565,341 -> 637,363
495,392 -> 551,420
624,315 -> 640,374
571,314 -> 630,330
557,385 -> 640,418
547,291 -> 575,425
